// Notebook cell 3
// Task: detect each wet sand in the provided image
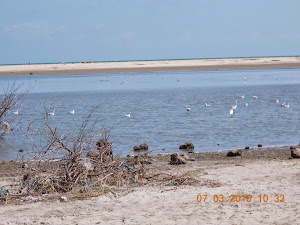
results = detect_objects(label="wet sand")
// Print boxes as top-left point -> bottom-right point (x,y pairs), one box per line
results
0,57 -> 300,76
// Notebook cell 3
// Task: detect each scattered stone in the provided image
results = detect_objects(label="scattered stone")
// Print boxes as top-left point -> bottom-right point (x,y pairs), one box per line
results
124,153 -> 153,166
227,149 -> 242,157
87,138 -> 113,163
59,196 -> 68,202
18,149 -> 24,152
133,146 -> 141,151
290,145 -> 300,158
139,143 -> 148,150
170,153 -> 186,165
245,146 -> 250,150
133,143 -> 148,151
258,144 -> 262,147
179,142 -> 194,151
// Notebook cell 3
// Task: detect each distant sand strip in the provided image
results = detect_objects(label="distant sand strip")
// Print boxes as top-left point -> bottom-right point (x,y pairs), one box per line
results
0,57 -> 299,76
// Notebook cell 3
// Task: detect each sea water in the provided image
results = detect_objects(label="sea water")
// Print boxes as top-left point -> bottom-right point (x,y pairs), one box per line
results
0,68 -> 299,160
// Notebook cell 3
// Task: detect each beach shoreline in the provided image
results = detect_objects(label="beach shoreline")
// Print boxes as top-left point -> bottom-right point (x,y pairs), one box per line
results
0,56 -> 300,76
1,146 -> 299,224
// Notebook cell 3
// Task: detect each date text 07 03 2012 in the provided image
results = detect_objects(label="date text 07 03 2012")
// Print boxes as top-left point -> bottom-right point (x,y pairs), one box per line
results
197,194 -> 285,203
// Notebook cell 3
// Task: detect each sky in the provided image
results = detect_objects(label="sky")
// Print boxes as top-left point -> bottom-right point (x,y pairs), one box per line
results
0,0 -> 299,64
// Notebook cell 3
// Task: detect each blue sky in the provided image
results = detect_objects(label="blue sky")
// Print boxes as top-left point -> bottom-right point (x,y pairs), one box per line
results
0,0 -> 299,64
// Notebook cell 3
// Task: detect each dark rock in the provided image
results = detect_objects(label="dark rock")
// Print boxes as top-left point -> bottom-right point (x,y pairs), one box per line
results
87,138 -> 113,163
179,142 -> 194,151
227,149 -> 242,157
290,145 -> 300,158
170,153 -> 186,165
124,153 -> 153,166
258,144 -> 262,147
133,143 -> 148,151
133,146 -> 141,151
245,146 -> 250,150
139,143 -> 148,150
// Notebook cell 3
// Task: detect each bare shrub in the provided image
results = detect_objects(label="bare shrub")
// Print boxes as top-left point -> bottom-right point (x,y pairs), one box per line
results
21,106 -> 140,195
0,82 -> 30,136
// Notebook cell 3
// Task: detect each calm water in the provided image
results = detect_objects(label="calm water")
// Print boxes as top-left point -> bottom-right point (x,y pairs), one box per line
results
0,68 -> 299,160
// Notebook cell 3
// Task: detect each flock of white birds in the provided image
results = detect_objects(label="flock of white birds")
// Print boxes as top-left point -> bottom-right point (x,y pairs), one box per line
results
11,96 -> 290,119
11,77 -> 291,119
182,95 -> 290,118
183,77 -> 290,117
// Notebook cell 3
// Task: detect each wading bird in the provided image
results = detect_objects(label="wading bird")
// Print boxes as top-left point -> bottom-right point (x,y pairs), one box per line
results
48,111 -> 55,116
281,103 -> 289,108
232,100 -> 237,110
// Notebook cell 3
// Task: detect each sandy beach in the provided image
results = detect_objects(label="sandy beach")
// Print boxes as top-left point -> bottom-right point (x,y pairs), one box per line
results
1,147 -> 299,224
0,57 -> 300,76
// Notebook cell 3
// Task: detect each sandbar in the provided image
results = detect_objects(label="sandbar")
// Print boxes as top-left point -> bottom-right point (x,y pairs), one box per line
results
0,56 -> 300,76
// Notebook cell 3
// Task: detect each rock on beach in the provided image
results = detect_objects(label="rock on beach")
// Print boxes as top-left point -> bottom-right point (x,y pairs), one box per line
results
170,153 -> 187,165
290,145 -> 300,158
227,149 -> 242,157
179,142 -> 194,151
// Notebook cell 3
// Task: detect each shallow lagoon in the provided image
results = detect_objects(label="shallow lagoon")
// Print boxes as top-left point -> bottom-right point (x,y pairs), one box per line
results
0,68 -> 299,160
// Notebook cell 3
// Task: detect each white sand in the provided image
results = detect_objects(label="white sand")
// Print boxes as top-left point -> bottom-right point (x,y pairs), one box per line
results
0,57 -> 299,76
1,159 -> 299,224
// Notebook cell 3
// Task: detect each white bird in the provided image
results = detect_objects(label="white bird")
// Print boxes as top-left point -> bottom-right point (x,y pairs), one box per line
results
253,96 -> 258,99
48,111 -> 55,116
230,108 -> 234,116
186,106 -> 191,111
239,95 -> 245,99
125,112 -> 131,118
275,99 -> 279,103
244,78 -> 247,81
232,100 -> 238,110
281,103 -> 289,108
69,109 -> 75,114
244,103 -> 248,107
13,110 -> 18,115
205,103 -> 211,107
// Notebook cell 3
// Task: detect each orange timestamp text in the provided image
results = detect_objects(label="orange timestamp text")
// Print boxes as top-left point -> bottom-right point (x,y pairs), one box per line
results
197,194 -> 285,203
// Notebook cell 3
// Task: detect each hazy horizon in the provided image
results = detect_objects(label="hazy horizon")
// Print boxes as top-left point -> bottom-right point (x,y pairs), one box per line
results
1,1 -> 299,64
